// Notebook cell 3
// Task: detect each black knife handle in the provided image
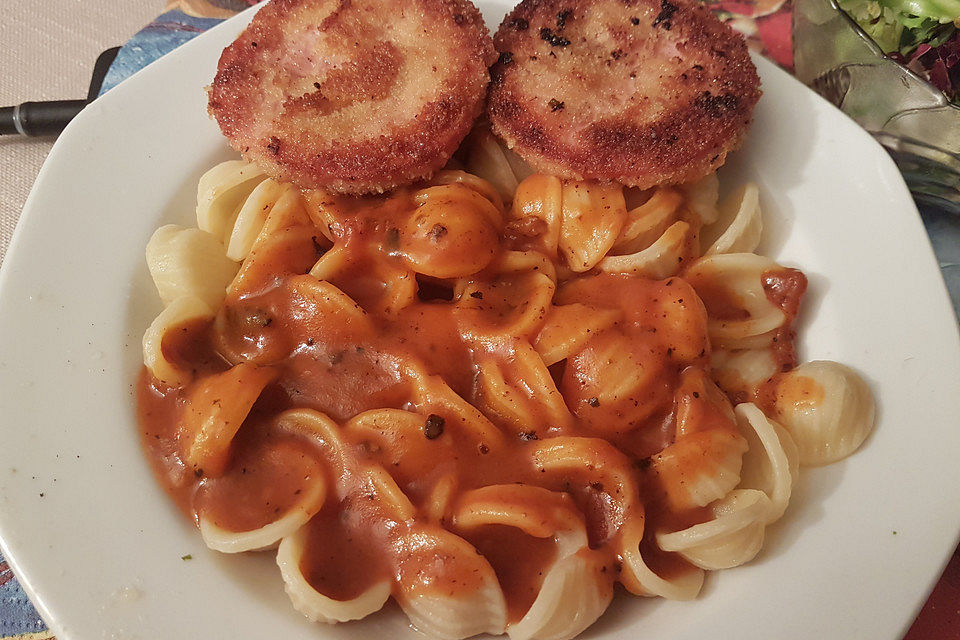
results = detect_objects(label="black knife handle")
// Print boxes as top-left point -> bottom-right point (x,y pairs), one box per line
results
0,100 -> 88,137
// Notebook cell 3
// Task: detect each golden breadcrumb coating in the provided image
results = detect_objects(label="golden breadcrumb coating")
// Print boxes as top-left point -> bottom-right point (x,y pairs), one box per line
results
209,0 -> 497,194
488,0 -> 761,188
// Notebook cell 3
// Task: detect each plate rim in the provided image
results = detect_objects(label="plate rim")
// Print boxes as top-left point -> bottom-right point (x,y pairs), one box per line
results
1,5 -> 959,640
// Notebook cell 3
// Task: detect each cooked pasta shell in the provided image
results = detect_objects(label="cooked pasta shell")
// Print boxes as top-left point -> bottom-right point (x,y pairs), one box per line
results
142,295 -> 213,387
425,474 -> 458,524
558,181 -> 626,272
401,184 -> 501,279
612,187 -> 683,255
406,360 -> 507,449
711,348 -> 779,399
701,183 -> 762,255
146,225 -> 238,309
394,527 -> 508,639
362,464 -> 417,523
453,484 -> 585,538
275,408 -> 354,473
311,243 -> 417,315
508,544 -> 613,640
560,331 -> 673,434
451,485 -> 613,640
465,127 -> 533,203
598,220 -> 693,279
228,196 -> 323,300
768,361 -> 876,466
413,183 -> 504,229
196,159 -> 267,242
276,526 -> 391,623
477,345 -> 573,434
495,250 -> 559,283
456,271 -> 556,340
511,175 -> 563,257
532,437 -> 641,523
534,303 -> 620,366
225,179 -> 288,260
300,189 -> 349,244
430,170 -> 506,213
345,409 -> 457,488
648,429 -> 748,510
656,489 -> 772,570
620,517 -> 704,600
685,253 -> 786,349
199,474 -> 326,553
735,403 -> 799,522
679,172 -> 720,225
179,363 -> 277,477
307,243 -> 348,282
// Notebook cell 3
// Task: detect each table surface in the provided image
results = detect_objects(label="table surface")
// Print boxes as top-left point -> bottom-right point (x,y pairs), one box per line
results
0,2 -> 156,263
0,3 -> 958,640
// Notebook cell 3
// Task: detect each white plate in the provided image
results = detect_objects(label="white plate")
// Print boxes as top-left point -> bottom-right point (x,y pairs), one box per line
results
1,4 -> 959,639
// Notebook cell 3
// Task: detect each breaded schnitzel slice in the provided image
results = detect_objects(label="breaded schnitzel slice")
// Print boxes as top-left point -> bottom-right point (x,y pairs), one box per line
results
208,0 -> 497,194
487,0 -> 761,188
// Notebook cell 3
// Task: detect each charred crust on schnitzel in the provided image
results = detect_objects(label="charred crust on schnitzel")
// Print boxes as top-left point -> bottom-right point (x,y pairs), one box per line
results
208,0 -> 497,194
487,0 -> 761,188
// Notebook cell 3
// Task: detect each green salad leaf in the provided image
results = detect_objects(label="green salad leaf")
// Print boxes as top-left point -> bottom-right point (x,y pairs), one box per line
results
879,0 -> 960,23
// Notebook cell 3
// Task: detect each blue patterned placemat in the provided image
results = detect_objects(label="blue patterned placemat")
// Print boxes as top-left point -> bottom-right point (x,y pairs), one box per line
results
0,552 -> 48,638
99,9 -> 226,96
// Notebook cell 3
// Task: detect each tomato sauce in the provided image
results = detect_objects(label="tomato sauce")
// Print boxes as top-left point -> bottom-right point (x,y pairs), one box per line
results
136,185 -> 792,617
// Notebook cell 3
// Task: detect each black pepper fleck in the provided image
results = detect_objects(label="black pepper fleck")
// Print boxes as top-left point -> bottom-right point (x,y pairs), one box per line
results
424,414 -> 445,439
540,27 -> 571,47
429,224 -> 448,241
652,0 -> 678,29
385,227 -> 400,249
694,91 -> 740,118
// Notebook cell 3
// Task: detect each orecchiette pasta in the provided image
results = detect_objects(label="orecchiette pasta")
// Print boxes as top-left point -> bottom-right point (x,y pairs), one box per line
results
137,154 -> 875,640
146,225 -> 238,307
656,489 -> 772,570
141,295 -> 213,387
701,182 -> 763,255
764,361 -> 876,465
558,181 -> 626,272
685,253 -> 788,349
195,159 -> 267,241
277,527 -> 392,623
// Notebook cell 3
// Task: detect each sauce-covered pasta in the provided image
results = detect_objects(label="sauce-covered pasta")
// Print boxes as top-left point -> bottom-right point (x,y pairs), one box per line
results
138,152 -> 874,639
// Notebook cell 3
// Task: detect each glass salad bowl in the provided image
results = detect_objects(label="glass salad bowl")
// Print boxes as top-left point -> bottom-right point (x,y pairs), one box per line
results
793,0 -> 960,213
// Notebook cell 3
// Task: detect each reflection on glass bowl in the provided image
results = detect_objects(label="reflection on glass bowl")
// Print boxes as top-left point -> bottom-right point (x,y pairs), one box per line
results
793,0 -> 960,213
